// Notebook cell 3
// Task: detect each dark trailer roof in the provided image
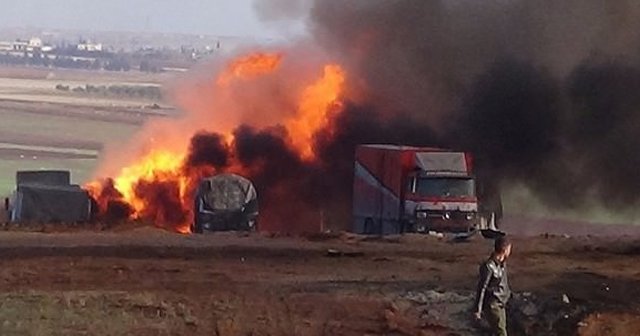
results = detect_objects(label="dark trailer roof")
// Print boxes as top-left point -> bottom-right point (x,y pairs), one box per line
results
16,170 -> 71,187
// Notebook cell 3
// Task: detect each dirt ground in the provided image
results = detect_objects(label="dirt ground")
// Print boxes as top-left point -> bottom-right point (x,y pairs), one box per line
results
0,65 -> 639,335
0,220 -> 638,336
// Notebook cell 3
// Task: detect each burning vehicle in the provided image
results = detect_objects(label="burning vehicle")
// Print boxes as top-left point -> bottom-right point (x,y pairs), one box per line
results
81,1 -> 640,237
191,173 -> 258,233
352,145 -> 501,235
86,53 -> 346,234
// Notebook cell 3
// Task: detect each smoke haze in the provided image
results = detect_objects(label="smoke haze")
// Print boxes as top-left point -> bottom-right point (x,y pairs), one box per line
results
92,0 -> 640,232
301,0 -> 640,214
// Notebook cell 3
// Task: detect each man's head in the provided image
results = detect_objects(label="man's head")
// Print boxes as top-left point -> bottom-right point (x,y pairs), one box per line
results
494,235 -> 512,260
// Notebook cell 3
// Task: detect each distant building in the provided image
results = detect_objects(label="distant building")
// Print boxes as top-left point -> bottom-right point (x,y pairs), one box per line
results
77,41 -> 103,52
1,38 -> 48,52
0,37 -> 55,57
13,40 -> 29,51
0,41 -> 12,51
29,37 -> 42,49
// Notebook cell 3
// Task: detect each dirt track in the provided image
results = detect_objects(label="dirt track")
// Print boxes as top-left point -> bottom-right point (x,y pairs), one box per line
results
0,226 -> 638,335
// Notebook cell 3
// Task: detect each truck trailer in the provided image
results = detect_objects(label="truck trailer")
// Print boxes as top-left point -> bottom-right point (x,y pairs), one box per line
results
352,144 -> 501,235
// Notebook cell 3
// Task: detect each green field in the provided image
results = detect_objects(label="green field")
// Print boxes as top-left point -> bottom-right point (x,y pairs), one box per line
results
0,159 -> 97,195
0,108 -> 140,195
0,109 -> 139,145
0,67 -> 158,196
0,291 -> 199,335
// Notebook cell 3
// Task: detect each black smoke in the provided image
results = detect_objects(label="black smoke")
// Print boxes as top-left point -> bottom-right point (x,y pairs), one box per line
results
231,125 -> 323,232
181,60 -> 640,229
304,0 -> 640,213
185,132 -> 230,169
313,104 -> 441,225
134,179 -> 187,228
566,62 -> 640,206
452,59 -> 576,208
89,178 -> 134,223
179,109 -> 441,232
251,0 -> 640,217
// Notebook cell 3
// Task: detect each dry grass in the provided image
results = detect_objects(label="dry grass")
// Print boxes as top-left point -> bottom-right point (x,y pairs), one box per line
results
0,107 -> 140,195
0,291 -> 199,335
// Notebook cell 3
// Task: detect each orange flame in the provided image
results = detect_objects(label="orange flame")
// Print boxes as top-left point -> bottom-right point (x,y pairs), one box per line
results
286,64 -> 346,159
113,150 -> 186,213
217,52 -> 283,86
88,51 -> 346,233
90,150 -> 192,233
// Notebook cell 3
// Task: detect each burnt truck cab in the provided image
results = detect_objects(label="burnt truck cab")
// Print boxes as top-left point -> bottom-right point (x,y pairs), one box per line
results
404,171 -> 479,233
192,173 -> 258,234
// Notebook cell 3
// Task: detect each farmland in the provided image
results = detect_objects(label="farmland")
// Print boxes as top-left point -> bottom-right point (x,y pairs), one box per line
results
1,64 -> 640,335
0,65 -> 173,194
0,222 -> 636,335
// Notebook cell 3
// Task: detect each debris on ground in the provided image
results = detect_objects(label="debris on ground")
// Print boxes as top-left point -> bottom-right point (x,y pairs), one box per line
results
427,231 -> 445,238
325,248 -> 365,258
0,230 -> 636,334
391,289 -> 592,335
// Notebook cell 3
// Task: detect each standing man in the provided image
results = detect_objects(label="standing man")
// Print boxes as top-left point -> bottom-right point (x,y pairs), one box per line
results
474,235 -> 512,336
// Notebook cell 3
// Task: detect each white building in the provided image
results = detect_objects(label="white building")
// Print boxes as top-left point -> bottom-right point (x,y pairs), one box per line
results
0,41 -> 12,51
77,42 -> 103,52
0,37 -> 56,57
28,38 -> 42,49
13,40 -> 29,51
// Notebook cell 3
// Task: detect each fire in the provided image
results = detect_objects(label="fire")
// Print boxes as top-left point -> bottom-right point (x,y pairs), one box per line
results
286,64 -> 346,159
87,51 -> 347,233
86,150 -> 193,233
217,52 -> 283,86
113,150 -> 186,214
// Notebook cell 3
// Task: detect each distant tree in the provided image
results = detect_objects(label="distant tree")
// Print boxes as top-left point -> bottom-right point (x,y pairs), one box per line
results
105,57 -> 131,72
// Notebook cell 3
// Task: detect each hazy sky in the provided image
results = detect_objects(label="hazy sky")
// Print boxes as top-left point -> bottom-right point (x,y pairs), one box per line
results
0,0 -> 298,37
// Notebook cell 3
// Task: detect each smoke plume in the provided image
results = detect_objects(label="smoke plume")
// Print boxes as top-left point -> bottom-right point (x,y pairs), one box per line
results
91,0 -> 640,232
293,0 -> 640,215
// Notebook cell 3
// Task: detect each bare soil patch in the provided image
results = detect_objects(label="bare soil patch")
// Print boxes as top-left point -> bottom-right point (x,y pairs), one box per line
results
0,229 -> 636,335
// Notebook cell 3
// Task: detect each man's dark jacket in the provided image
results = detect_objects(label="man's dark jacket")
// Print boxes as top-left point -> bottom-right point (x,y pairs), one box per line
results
475,257 -> 511,313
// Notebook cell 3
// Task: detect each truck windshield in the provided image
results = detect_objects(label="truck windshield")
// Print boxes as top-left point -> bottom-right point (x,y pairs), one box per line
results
415,177 -> 475,198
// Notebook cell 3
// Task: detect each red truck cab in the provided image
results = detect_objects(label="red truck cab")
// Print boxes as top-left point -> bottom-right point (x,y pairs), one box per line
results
352,144 -> 499,235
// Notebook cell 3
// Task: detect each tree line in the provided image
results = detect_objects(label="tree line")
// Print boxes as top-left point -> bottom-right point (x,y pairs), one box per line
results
56,84 -> 162,100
